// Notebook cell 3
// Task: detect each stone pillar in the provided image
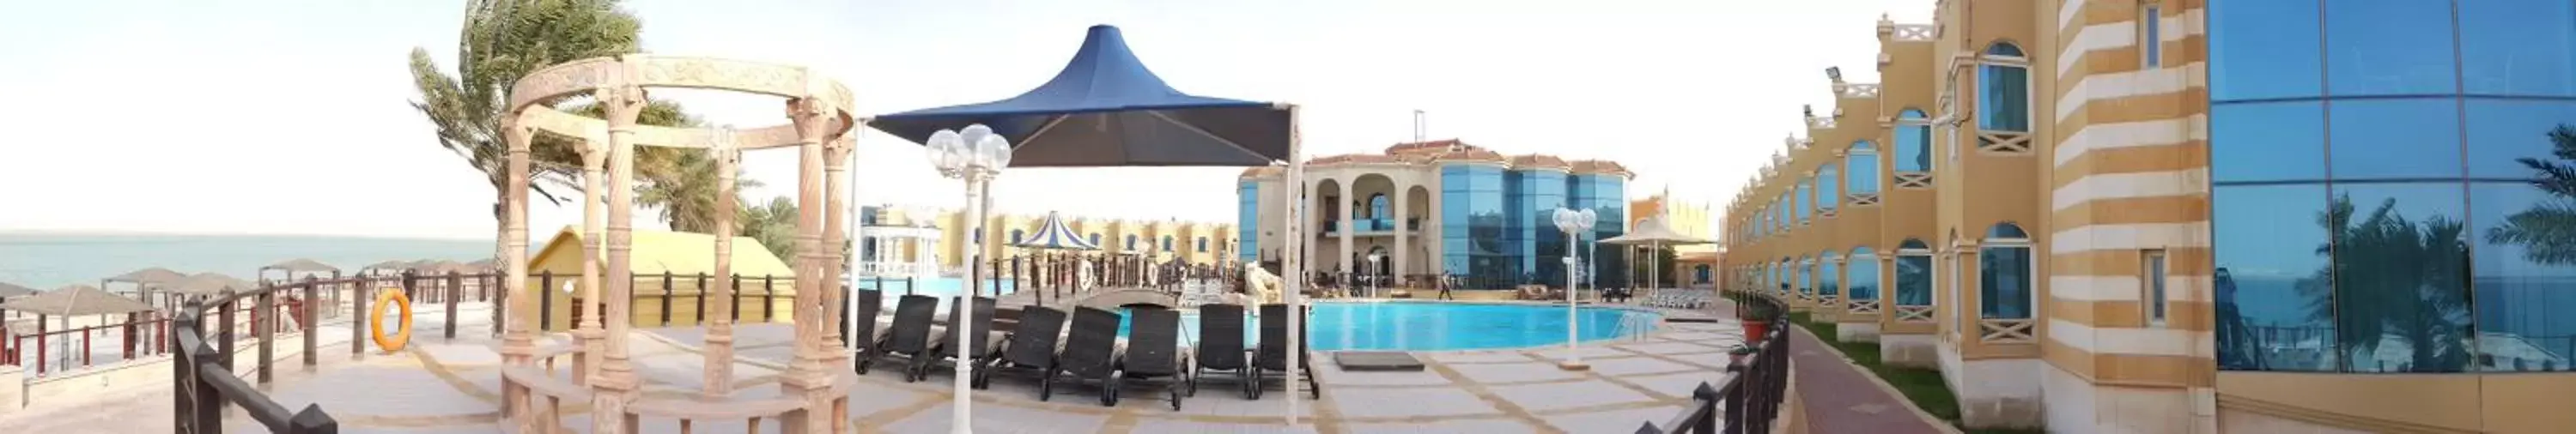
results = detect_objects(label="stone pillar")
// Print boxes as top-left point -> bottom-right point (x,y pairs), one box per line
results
1337,179 -> 1355,280
822,135 -> 852,362
498,116 -> 536,424
591,83 -> 648,434
778,96 -> 841,433
702,133 -> 739,398
1391,182 -> 1409,284
575,122 -> 609,387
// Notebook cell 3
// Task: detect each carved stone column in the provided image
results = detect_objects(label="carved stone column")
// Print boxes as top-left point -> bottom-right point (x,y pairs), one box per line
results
592,84 -> 649,434
703,133 -> 740,398
822,134 -> 853,364
575,122 -> 608,388
498,114 -> 536,423
779,96 -> 840,433
1391,182 -> 1409,284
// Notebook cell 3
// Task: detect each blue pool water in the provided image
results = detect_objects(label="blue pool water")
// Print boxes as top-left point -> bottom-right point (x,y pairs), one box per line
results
852,276 -> 1012,306
1111,302 -> 1656,352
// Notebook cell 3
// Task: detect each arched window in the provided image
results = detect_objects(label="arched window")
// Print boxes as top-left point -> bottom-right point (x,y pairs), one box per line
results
1849,247 -> 1880,310
1979,223 -> 2033,320
1979,43 -> 2032,133
1163,236 -> 1175,251
1896,109 -> 1932,172
1369,194 -> 1389,219
1820,251 -> 1843,301
1125,234 -> 1139,250
1797,256 -> 1815,300
1088,233 -> 1102,245
1896,239 -> 1932,308
1848,140 -> 1880,196
1794,180 -> 1813,221
1817,164 -> 1840,211
1196,237 -> 1209,252
1010,229 -> 1025,244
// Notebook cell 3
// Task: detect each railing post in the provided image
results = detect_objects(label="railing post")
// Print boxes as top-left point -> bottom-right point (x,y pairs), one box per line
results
173,302 -> 196,434
352,278 -> 373,358
730,274 -> 744,322
762,274 -> 775,322
303,280 -> 319,368
258,283 -> 275,383
695,273 -> 708,324
540,271 -> 556,331
659,272 -> 676,327
217,290 -> 235,371
288,404 -> 338,434
444,271 -> 461,340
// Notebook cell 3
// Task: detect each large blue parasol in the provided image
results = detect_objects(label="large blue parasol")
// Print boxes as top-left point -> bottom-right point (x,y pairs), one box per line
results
866,25 -> 1292,167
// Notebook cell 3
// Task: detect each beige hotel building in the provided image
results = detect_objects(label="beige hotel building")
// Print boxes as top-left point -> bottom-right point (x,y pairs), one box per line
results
1724,1 -> 2576,432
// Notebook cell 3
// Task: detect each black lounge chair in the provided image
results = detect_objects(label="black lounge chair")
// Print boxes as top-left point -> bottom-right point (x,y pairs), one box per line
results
1114,306 -> 1188,410
914,296 -> 997,383
858,294 -> 937,378
1250,304 -> 1321,400
976,305 -> 1067,390
1045,306 -> 1122,406
1188,303 -> 1253,399
843,289 -> 884,354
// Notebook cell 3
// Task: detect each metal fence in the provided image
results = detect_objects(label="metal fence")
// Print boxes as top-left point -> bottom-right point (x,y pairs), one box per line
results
1637,292 -> 1790,434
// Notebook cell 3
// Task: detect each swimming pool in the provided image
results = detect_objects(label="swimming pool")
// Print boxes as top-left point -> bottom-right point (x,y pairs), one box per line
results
1115,301 -> 1657,352
852,276 -> 1012,307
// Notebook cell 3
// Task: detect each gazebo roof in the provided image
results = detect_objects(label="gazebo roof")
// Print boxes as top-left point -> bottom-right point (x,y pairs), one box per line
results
261,258 -> 340,274
1602,217 -> 1715,246
105,267 -> 188,286
169,273 -> 262,296
0,281 -> 35,298
0,284 -> 156,316
1013,212 -> 1103,250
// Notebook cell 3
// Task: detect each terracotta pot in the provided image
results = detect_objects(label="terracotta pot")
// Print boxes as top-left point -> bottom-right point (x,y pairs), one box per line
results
1741,319 -> 1770,342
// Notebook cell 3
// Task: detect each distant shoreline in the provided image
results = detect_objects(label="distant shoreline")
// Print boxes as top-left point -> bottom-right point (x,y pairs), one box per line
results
0,229 -> 489,242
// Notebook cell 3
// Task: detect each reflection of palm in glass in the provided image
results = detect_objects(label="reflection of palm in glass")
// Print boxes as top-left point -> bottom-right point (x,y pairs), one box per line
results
1895,256 -> 1933,305
2481,125 -> 2576,371
2302,193 -> 2473,372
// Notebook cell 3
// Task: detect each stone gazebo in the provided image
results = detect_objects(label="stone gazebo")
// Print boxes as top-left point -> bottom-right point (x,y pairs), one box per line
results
494,55 -> 859,433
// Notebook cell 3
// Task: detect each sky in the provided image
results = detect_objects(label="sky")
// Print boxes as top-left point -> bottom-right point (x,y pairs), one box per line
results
0,0 -> 1936,242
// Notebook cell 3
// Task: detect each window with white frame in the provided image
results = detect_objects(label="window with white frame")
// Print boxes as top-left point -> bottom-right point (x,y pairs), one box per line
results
1979,223 -> 2034,320
2144,249 -> 2168,327
2141,5 -> 2162,68
1978,42 -> 2032,133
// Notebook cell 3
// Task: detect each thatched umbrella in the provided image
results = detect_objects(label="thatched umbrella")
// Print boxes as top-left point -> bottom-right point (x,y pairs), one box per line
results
410,260 -> 471,275
101,267 -> 190,312
258,258 -> 340,282
0,281 -> 34,298
0,285 -> 157,316
361,260 -> 416,275
168,273 -> 261,297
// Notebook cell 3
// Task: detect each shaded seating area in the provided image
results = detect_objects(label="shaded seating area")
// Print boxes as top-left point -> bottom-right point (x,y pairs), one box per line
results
1189,303 -> 1253,398
914,296 -> 998,382
976,305 -> 1067,390
1115,306 -> 1188,410
1251,304 -> 1320,400
1044,306 -> 1122,406
860,294 -> 939,377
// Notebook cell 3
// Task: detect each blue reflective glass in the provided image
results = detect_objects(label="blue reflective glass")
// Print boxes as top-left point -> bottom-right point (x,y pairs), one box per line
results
2324,0 -> 2458,97
2212,102 -> 2328,183
2215,184 -> 2336,371
1818,165 -> 1840,210
2330,183 -> 2471,372
1897,110 -> 1933,172
1820,255 -> 1841,298
2460,0 -> 2576,97
1978,244 -> 2032,319
2209,0 -> 2323,101
1795,180 -> 1812,220
1798,259 -> 1814,298
2329,99 -> 2462,180
1850,145 -> 1880,195
2466,99 -> 2576,179
1849,249 -> 1880,303
2470,183 -> 2576,371
1979,63 -> 2032,132
1239,182 -> 1261,262
1896,254 -> 1932,306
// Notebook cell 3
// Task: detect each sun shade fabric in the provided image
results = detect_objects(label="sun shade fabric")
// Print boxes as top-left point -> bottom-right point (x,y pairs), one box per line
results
866,25 -> 1291,168
1601,217 -> 1716,245
0,285 -> 157,316
261,258 -> 340,274
168,273 -> 261,296
1013,212 -> 1103,250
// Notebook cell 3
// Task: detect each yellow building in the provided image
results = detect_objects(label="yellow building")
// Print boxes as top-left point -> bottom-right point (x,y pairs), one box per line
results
854,206 -> 1236,274
1631,190 -> 1717,286
1725,3 -> 2576,432
518,226 -> 800,331
1237,140 -> 1638,289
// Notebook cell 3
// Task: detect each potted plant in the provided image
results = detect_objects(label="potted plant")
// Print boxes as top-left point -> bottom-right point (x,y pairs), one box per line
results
1728,343 -> 1760,365
1738,297 -> 1781,341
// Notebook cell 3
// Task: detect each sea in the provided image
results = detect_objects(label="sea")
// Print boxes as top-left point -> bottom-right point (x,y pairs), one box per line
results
0,233 -> 495,290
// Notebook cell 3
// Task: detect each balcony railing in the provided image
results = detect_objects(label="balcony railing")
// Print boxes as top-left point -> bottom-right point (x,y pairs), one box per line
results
1320,218 -> 1413,234
1638,292 -> 1791,433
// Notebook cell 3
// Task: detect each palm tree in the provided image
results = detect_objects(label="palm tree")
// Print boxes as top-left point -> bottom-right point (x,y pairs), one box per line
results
637,150 -> 762,233
740,196 -> 802,262
2486,125 -> 2576,264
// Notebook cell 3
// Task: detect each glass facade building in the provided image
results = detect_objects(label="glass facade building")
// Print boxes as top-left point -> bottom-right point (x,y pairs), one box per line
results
2211,0 -> 2576,374
1238,181 -> 1261,264
1438,164 -> 1627,288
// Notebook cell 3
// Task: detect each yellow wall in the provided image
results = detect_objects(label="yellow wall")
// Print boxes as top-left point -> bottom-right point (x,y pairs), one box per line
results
515,227 -> 801,331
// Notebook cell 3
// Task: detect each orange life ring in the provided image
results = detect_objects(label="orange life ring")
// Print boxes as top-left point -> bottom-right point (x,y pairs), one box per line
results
371,288 -> 413,353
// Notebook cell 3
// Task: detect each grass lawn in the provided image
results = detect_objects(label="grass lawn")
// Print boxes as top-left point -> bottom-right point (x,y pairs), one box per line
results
1782,311 -> 2042,434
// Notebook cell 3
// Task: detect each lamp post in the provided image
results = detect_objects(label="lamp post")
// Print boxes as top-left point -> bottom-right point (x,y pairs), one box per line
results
1365,251 -> 1383,298
926,124 -> 1012,433
1552,208 -> 1596,371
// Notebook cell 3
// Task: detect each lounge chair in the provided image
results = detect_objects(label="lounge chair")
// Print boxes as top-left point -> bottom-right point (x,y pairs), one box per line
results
843,289 -> 884,353
976,305 -> 1067,391
1188,304 -> 1253,399
1045,306 -> 1122,406
914,296 -> 996,383
1115,306 -> 1188,410
857,294 -> 937,378
1250,304 -> 1321,400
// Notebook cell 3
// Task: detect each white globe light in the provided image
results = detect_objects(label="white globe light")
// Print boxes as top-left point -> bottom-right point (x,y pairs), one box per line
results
975,131 -> 1013,169
1577,208 -> 1598,230
928,129 -> 964,170
959,124 -> 995,152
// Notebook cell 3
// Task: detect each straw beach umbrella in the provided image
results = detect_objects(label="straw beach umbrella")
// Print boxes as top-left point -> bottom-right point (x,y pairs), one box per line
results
1600,216 -> 1715,296
0,285 -> 160,316
0,281 -> 34,298
361,260 -> 416,275
168,273 -> 260,297
102,267 -> 190,312
259,258 -> 340,283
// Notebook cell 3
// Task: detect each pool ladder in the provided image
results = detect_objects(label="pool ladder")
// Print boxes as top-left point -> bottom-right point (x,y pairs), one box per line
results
1612,311 -> 1658,342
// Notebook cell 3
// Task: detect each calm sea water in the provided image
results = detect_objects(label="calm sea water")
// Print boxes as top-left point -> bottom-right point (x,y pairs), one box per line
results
0,233 -> 495,290
1107,302 -> 1657,352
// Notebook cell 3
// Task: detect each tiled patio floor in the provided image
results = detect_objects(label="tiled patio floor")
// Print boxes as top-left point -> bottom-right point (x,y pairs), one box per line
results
0,303 -> 1759,434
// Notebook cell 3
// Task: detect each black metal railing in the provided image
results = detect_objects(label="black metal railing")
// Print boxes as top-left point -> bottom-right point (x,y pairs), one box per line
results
1637,293 -> 1790,434
172,280 -> 343,434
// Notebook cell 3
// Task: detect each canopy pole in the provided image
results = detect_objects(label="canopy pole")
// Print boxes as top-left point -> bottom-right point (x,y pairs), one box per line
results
1282,104 -> 1306,425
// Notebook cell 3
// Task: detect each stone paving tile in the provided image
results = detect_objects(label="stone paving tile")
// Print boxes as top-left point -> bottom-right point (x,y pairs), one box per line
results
1485,380 -> 1656,413
1620,371 -> 1735,399
418,342 -> 502,365
1444,361 -> 1583,384
449,366 -> 506,397
1659,331 -> 1735,342
1125,419 -> 1321,434
1314,363 -> 1452,387
266,365 -> 492,418
847,387 -> 932,418
1660,351 -> 1740,369
1614,341 -> 1729,355
1324,386 -> 1500,419
1341,418 -> 1536,434
883,402 -> 1108,433
1589,357 -> 1703,377
1171,392 -> 1318,418
1523,346 -> 1637,360
1539,404 -> 1689,433
1424,351 -> 1535,364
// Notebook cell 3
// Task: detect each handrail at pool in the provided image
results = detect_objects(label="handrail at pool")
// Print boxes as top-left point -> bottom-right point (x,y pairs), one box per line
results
1637,292 -> 1789,434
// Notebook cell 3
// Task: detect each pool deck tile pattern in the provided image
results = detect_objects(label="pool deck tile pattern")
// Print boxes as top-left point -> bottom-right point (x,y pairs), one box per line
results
0,301 -> 1757,434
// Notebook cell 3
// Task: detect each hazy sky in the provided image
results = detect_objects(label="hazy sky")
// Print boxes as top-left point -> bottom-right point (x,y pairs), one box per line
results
0,0 -> 1933,241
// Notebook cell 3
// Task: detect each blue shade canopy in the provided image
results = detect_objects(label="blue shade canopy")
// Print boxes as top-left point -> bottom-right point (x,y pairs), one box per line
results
1014,212 -> 1101,250
866,25 -> 1292,168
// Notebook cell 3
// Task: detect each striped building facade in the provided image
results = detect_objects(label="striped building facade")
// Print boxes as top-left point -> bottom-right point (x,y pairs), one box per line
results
1729,1 -> 2576,432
